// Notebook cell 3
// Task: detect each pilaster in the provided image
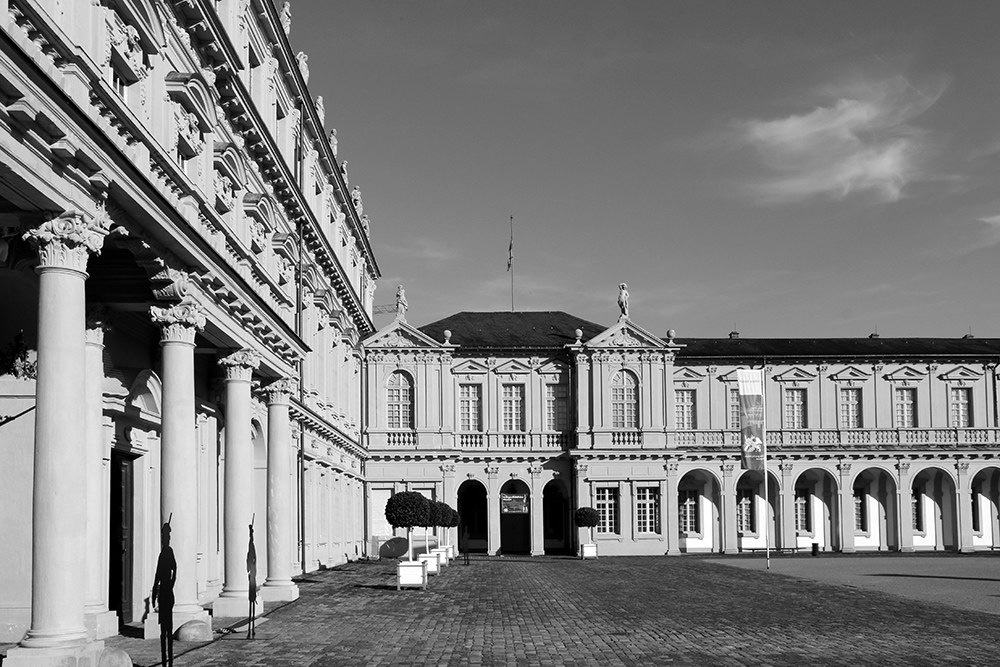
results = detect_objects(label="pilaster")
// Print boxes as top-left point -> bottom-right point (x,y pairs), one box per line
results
838,461 -> 855,554
528,463 -> 545,556
778,461 -> 796,550
897,461 -> 914,552
664,461 -> 680,555
485,465 -> 501,555
721,463 -> 738,554
956,460 -> 974,553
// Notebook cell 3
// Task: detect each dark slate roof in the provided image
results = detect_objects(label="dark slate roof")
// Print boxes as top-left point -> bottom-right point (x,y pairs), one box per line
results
675,338 -> 1000,360
419,312 -> 606,349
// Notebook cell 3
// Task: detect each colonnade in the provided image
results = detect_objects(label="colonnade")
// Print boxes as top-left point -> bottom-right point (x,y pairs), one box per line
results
6,210 -> 300,666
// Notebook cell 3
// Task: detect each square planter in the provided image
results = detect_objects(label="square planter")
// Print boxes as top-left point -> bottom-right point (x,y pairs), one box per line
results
397,560 -> 428,590
581,543 -> 598,559
431,548 -> 449,568
417,552 -> 440,575
446,544 -> 456,560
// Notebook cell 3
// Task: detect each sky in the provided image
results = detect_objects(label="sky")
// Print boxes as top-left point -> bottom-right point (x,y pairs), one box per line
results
289,1 -> 1000,339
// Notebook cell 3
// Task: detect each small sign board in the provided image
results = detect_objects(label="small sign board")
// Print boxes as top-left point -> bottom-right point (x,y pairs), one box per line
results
500,493 -> 528,514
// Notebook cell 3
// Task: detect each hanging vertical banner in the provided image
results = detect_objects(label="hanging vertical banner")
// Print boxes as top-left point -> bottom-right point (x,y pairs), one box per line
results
736,369 -> 765,471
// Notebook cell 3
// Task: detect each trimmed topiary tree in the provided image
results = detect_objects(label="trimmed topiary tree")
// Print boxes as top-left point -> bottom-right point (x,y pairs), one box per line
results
574,507 -> 600,545
385,491 -> 429,561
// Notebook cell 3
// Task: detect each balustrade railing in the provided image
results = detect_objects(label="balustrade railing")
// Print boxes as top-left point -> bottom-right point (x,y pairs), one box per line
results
668,428 -> 1000,450
385,431 -> 416,447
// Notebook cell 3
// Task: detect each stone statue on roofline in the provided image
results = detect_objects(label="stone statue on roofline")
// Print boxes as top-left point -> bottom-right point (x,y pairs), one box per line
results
296,51 -> 309,83
618,282 -> 629,321
328,128 -> 338,157
395,285 -> 408,322
279,2 -> 292,34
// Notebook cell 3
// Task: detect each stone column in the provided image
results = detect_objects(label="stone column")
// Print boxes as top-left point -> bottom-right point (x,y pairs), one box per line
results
486,465 -> 501,555
149,301 -> 210,630
213,349 -> 261,618
440,463 -> 457,550
664,462 -> 680,555
261,378 -> 300,602
779,462 -> 797,550
721,463 -> 738,554
7,212 -> 110,666
84,307 -> 118,639
956,461 -> 974,553
838,461 -> 856,553
529,464 -> 545,556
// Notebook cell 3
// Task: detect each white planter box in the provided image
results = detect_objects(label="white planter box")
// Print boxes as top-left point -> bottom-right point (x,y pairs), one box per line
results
417,552 -> 440,575
581,543 -> 598,559
397,560 -> 428,590
431,548 -> 449,568
446,544 -> 456,560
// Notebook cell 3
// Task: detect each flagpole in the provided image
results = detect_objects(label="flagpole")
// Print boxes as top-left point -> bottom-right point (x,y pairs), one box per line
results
762,368 -> 770,570
509,215 -> 514,312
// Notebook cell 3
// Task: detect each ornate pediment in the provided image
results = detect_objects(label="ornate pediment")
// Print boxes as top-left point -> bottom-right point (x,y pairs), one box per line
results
493,359 -> 533,375
829,366 -> 871,386
586,320 -> 665,349
536,359 -> 568,379
772,366 -> 817,386
716,368 -> 744,384
674,367 -> 705,388
883,365 -> 926,385
938,365 -> 983,386
363,320 -> 441,349
451,359 -> 490,375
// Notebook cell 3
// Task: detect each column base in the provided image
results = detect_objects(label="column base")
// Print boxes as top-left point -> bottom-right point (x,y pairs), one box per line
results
3,640 -> 122,667
211,595 -> 264,619
142,608 -> 211,640
84,609 -> 119,640
899,546 -> 914,553
529,549 -> 544,557
260,583 -> 299,602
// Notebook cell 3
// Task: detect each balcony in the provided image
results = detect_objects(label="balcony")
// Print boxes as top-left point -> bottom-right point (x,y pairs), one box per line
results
385,431 -> 416,447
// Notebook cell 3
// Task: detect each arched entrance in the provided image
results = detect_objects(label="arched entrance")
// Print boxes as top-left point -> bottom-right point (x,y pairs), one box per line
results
542,480 -> 570,555
500,479 -> 530,555
793,468 -> 839,551
735,470 -> 779,552
458,480 -> 488,553
971,467 -> 1000,550
677,469 -> 721,553
911,466 -> 958,551
852,466 -> 898,551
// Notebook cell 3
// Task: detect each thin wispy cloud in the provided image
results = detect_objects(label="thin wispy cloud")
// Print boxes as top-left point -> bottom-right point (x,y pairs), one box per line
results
378,237 -> 458,262
734,75 -> 947,204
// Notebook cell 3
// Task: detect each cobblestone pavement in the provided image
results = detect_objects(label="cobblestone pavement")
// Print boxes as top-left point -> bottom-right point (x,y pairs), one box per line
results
19,554 -> 1000,666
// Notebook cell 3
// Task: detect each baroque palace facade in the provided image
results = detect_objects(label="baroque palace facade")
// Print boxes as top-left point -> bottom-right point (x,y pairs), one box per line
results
364,310 -> 1000,560
0,1 -> 376,665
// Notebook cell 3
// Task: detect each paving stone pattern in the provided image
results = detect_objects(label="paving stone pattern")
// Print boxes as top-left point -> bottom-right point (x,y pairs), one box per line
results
108,555 -> 1000,667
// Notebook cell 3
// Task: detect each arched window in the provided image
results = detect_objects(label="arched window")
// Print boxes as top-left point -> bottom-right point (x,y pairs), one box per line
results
611,370 -> 638,429
386,371 -> 414,429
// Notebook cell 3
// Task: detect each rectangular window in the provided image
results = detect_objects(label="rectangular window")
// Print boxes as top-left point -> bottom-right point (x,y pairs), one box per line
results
736,489 -> 755,533
794,489 -> 811,533
111,65 -> 129,99
635,487 -> 660,534
675,389 -> 696,430
784,388 -> 807,429
502,384 -> 525,432
912,491 -> 924,532
950,387 -> 972,427
545,384 -> 569,431
839,388 -> 862,428
596,487 -> 619,534
459,384 -> 482,432
854,489 -> 868,532
894,387 -> 916,428
729,388 -> 741,430
679,489 -> 700,533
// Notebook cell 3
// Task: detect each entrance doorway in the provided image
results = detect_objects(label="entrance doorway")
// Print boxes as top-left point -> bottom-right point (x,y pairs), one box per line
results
109,450 -> 134,625
500,479 -> 530,555
458,480 -> 488,553
543,480 -> 570,554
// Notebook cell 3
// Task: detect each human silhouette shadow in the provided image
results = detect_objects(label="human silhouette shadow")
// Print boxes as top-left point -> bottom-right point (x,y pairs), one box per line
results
247,521 -> 257,639
151,520 -> 176,667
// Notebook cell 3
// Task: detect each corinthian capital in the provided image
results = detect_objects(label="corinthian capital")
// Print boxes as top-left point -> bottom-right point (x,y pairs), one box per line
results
263,377 -> 297,404
150,301 -> 206,344
219,348 -> 261,381
23,209 -> 111,272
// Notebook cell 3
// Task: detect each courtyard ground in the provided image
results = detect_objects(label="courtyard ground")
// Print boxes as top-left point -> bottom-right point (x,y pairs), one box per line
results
6,552 -> 1000,666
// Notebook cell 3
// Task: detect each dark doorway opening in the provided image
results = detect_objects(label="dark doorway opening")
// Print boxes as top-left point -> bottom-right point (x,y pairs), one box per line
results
543,480 -> 570,555
500,479 -> 530,555
458,480 -> 488,553
109,450 -> 134,625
